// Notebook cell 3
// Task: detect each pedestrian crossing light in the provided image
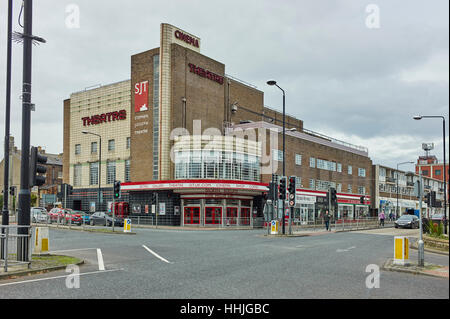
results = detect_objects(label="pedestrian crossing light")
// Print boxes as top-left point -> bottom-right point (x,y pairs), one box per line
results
114,181 -> 121,199
29,146 -> 47,187
288,176 -> 296,207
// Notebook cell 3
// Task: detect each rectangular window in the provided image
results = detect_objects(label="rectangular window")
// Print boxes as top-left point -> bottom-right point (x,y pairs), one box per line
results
73,164 -> 82,186
108,139 -> 115,151
337,163 -> 342,173
75,144 -> 81,155
337,183 -> 342,192
125,159 -> 131,182
347,184 -> 352,193
358,186 -> 366,195
348,165 -> 352,175
358,168 -> 366,177
126,137 -> 131,149
272,149 -> 283,162
89,162 -> 99,185
107,161 -> 116,184
310,157 -> 315,168
435,169 -> 441,176
91,142 -> 97,154
295,154 -> 302,166
379,167 -> 386,177
309,179 -> 315,190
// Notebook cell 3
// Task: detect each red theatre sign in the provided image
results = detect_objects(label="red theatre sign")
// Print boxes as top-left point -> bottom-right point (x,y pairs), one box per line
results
82,110 -> 127,126
134,81 -> 149,113
188,63 -> 224,85
174,30 -> 199,48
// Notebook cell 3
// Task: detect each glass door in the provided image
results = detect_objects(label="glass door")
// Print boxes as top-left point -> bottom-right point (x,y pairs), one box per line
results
205,207 -> 222,225
184,207 -> 200,225
226,207 -> 238,225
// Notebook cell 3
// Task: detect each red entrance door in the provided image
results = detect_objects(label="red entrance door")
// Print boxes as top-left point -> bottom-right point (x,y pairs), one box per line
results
226,207 -> 238,225
184,207 -> 200,225
241,207 -> 250,225
205,207 -> 222,225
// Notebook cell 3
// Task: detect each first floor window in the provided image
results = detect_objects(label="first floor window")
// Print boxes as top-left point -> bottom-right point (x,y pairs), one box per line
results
295,154 -> 302,166
347,184 -> 352,193
75,144 -> 81,155
89,162 -> 99,185
107,161 -> 116,184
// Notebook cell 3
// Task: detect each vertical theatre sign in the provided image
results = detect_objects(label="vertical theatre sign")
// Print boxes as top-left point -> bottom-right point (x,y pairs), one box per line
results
134,81 -> 149,113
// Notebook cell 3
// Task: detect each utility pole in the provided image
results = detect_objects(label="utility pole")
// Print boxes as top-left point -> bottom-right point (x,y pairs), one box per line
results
418,172 -> 424,267
1,0 -> 13,260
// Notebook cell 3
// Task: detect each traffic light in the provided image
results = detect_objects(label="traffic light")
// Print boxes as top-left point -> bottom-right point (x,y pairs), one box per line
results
424,192 -> 431,205
360,196 -> 365,204
9,186 -> 15,196
288,176 -> 296,207
430,191 -> 436,207
113,181 -> 121,199
279,177 -> 286,200
29,146 -> 47,187
152,192 -> 157,205
330,188 -> 337,207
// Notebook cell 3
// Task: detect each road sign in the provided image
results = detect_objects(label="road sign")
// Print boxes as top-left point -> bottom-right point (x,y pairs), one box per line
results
270,220 -> 279,235
124,219 -> 131,233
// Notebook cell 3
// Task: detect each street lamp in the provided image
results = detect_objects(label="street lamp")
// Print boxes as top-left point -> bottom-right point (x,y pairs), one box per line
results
82,131 -> 102,211
413,115 -> 448,234
267,80 -> 286,234
396,161 -> 414,219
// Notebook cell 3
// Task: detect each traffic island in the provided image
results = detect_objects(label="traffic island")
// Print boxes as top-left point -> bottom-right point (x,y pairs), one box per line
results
382,258 -> 449,279
44,224 -> 136,235
0,254 -> 84,280
409,236 -> 449,256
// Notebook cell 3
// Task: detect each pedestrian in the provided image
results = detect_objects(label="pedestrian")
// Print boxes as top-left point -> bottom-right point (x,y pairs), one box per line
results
389,212 -> 393,221
324,210 -> 330,231
379,211 -> 385,227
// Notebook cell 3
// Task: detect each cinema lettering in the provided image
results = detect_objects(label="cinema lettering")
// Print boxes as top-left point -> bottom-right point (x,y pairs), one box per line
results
81,110 -> 127,126
174,30 -> 199,48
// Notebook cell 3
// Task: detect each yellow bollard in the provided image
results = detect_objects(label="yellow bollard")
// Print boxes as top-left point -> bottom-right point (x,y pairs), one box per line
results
393,236 -> 409,265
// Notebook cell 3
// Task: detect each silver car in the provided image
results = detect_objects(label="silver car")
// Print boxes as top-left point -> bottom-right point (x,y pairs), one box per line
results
31,207 -> 48,223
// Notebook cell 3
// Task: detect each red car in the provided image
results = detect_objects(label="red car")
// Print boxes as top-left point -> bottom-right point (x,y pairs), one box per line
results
48,208 -> 64,223
64,210 -> 82,225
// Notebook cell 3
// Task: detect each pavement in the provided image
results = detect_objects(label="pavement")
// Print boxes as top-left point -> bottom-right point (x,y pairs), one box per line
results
382,258 -> 449,279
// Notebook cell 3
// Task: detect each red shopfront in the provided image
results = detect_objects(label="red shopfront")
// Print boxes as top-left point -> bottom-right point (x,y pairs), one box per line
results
121,180 -> 267,227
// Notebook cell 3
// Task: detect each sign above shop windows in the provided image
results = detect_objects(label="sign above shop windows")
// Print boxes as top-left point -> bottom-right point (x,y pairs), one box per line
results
134,81 -> 149,113
188,63 -> 224,85
82,110 -> 127,126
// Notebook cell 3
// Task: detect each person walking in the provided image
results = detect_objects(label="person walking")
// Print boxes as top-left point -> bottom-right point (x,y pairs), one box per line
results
324,210 -> 330,231
379,211 -> 385,227
389,212 -> 393,221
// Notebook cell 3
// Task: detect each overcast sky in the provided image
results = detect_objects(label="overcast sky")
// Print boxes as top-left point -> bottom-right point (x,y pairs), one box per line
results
0,0 -> 448,174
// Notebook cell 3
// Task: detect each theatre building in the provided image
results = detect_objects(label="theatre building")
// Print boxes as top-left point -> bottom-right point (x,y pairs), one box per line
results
63,23 -> 373,227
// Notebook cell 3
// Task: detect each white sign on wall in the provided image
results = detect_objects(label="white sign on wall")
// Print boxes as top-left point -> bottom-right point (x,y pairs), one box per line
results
159,202 -> 166,215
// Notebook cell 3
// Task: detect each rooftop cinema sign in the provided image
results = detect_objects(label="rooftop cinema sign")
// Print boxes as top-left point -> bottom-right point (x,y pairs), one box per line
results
174,30 -> 199,48
82,110 -> 127,126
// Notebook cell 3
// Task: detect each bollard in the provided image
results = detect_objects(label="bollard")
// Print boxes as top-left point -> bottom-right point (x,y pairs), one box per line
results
393,236 -> 409,265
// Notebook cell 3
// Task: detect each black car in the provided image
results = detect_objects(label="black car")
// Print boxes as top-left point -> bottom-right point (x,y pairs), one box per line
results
395,215 -> 419,229
89,211 -> 124,227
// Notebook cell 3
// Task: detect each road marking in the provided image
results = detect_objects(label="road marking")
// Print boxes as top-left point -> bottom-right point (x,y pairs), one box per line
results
142,245 -> 172,264
97,248 -> 105,271
336,246 -> 356,253
0,268 -> 123,287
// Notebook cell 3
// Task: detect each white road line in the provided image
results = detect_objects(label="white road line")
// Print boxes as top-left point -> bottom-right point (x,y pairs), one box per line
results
142,245 -> 172,264
97,248 -> 105,271
0,268 -> 123,287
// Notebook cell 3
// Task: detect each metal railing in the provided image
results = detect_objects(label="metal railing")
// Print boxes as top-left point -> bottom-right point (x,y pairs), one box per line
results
1,225 -> 32,272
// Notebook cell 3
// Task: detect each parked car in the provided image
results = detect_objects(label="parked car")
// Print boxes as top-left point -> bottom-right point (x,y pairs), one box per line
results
90,211 -> 124,227
48,208 -> 64,223
64,209 -> 83,225
78,212 -> 91,225
31,207 -> 48,223
395,214 -> 419,229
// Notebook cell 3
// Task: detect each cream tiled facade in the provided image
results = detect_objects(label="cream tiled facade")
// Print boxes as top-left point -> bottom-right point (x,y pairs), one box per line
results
69,80 -> 131,189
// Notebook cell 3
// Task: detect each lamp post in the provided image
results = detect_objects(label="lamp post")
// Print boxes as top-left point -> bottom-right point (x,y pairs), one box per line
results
267,80 -> 286,234
396,161 -> 414,219
82,131 -> 102,212
413,115 -> 448,234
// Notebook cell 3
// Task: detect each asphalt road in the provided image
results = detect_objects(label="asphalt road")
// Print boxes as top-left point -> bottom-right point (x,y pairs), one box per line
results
0,227 -> 448,299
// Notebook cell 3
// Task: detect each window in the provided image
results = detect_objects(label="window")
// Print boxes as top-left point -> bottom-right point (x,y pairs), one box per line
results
358,186 -> 366,195
348,165 -> 352,175
379,167 -> 386,177
91,142 -> 97,154
337,163 -> 342,173
107,161 -> 116,184
295,154 -> 302,166
89,162 -> 99,185
358,168 -> 366,177
435,169 -> 441,176
347,184 -> 352,193
337,183 -> 342,192
310,157 -> 315,168
75,144 -> 81,155
421,169 -> 429,176
272,149 -> 283,162
125,160 -> 131,182
316,159 -> 337,172
309,179 -> 315,190
126,137 -> 131,149
108,139 -> 115,151
73,164 -> 82,186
